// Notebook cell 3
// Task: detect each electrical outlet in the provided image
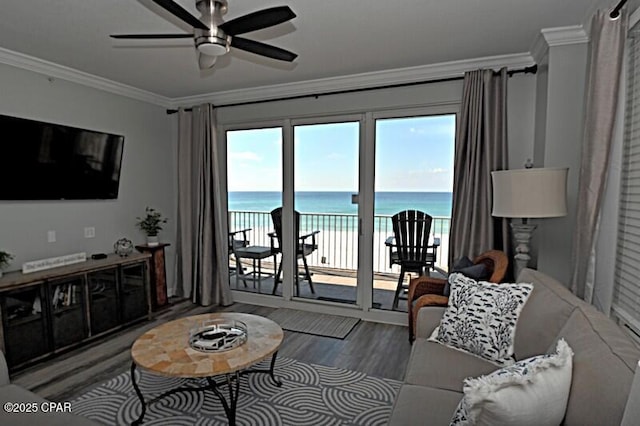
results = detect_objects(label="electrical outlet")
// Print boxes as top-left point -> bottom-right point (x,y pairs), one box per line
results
47,230 -> 56,243
84,227 -> 95,238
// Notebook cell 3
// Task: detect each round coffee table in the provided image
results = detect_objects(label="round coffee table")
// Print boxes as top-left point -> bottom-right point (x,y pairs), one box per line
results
129,312 -> 283,425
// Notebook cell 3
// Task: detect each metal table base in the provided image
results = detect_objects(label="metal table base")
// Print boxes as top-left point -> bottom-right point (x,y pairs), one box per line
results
130,352 -> 282,426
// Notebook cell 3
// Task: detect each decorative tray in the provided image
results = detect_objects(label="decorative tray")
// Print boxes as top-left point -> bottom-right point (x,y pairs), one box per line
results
189,319 -> 248,353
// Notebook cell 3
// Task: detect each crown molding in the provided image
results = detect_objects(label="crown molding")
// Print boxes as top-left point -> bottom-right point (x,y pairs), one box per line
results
530,25 -> 589,64
170,53 -> 535,108
0,47 -> 173,108
530,33 -> 550,64
542,26 -> 589,46
0,48 -> 538,110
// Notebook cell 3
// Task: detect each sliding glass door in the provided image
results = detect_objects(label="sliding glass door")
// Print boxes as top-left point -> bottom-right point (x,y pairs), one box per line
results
224,107 -> 456,321
291,120 -> 360,305
227,127 -> 282,295
373,114 -> 456,311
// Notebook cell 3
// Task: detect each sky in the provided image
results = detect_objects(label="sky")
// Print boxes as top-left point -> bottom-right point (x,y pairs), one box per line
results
227,114 -> 456,192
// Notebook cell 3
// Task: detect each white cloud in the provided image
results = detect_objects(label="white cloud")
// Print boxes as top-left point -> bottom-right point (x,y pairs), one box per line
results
230,151 -> 261,162
408,167 -> 449,176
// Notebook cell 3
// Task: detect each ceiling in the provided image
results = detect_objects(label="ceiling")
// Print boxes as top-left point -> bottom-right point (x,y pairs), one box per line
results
0,0 -> 615,99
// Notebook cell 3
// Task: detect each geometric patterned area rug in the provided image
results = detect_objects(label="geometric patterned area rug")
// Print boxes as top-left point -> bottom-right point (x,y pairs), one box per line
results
70,357 -> 401,425
267,309 -> 361,339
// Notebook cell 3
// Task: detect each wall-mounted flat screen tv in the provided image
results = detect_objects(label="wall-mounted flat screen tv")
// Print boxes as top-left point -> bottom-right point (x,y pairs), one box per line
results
0,114 -> 124,200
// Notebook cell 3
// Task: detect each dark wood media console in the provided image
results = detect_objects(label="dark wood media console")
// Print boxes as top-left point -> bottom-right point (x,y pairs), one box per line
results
0,253 -> 152,372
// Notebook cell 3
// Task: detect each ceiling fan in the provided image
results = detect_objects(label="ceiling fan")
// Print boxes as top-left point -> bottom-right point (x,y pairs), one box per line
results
111,0 -> 298,69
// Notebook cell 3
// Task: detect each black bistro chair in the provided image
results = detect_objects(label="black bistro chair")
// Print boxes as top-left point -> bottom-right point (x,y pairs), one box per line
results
269,207 -> 320,296
386,210 -> 439,310
228,228 -> 251,287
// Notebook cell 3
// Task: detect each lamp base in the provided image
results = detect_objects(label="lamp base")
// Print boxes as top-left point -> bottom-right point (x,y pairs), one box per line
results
510,222 -> 537,280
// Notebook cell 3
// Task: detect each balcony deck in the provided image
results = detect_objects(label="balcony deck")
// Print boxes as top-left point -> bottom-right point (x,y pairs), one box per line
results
230,261 -> 447,312
229,210 -> 450,312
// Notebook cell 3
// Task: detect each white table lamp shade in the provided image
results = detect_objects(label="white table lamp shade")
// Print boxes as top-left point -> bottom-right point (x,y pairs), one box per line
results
491,167 -> 568,218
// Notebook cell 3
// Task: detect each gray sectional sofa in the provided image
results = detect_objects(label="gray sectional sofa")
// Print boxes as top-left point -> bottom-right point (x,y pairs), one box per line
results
389,268 -> 640,425
0,350 -> 97,425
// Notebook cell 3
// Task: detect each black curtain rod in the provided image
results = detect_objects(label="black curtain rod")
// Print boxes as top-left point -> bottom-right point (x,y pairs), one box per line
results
610,0 -> 628,19
167,64 -> 537,114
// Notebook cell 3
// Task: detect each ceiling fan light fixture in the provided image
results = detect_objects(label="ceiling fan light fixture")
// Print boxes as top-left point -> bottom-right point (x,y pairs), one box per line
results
196,36 -> 229,55
112,1 -> 297,67
197,42 -> 227,56
198,53 -> 217,69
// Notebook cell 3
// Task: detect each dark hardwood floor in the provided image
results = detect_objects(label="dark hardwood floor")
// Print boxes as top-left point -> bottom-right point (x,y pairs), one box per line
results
11,299 -> 412,402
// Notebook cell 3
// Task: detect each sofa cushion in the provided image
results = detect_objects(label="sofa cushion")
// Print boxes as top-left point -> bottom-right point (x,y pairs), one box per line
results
450,339 -> 573,426
514,268 -> 578,360
405,339 -> 498,391
554,307 -> 640,426
388,384 -> 462,426
429,273 -> 533,366
444,257 -> 490,295
622,360 -> 640,425
415,306 -> 446,339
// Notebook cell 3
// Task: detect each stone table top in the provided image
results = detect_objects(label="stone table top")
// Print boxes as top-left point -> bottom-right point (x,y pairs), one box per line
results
131,312 -> 283,378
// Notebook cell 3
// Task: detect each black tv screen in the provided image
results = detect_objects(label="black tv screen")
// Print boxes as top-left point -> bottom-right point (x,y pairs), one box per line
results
0,114 -> 124,200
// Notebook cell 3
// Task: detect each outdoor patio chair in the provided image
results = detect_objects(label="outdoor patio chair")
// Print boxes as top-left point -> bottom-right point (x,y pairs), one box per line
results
386,210 -> 439,310
406,249 -> 509,342
229,228 -> 251,287
269,207 -> 320,296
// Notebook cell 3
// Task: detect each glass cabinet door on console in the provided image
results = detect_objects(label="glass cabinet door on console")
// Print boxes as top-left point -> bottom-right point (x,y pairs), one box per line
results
0,253 -> 151,372
48,276 -> 88,350
87,268 -> 119,335
120,263 -> 147,323
0,284 -> 49,367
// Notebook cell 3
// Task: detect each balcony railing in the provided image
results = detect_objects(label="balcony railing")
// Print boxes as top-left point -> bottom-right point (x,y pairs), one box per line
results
229,211 -> 450,273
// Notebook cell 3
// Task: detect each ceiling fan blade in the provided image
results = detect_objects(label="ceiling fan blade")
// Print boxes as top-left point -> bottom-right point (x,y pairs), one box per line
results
152,0 -> 209,30
110,33 -> 193,39
231,36 -> 297,62
198,53 -> 217,70
220,6 -> 295,36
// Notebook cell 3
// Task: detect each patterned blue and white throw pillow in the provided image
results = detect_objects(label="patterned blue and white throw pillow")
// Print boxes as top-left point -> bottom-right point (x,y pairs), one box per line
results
450,339 -> 574,426
429,273 -> 533,366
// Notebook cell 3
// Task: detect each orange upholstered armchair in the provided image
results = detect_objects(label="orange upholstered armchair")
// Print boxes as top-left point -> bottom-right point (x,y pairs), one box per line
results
407,249 -> 509,342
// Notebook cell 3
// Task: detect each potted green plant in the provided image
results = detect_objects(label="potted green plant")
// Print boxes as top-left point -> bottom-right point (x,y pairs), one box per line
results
136,207 -> 168,246
0,250 -> 14,278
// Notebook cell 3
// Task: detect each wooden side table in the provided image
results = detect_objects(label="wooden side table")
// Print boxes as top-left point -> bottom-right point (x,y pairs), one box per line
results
135,243 -> 170,311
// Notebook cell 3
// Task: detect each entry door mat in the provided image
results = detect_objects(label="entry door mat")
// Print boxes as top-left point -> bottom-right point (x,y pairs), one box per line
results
70,357 -> 401,425
267,308 -> 361,339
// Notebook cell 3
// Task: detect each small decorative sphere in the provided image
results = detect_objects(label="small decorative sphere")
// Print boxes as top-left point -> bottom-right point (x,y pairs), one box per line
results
114,238 -> 134,257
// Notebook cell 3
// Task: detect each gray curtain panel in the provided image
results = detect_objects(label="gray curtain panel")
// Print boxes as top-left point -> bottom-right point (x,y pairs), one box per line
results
570,10 -> 626,303
449,68 -> 510,268
176,104 -> 232,306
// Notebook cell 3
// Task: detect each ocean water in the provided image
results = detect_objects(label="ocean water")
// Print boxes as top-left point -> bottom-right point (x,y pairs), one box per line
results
229,191 -> 452,217
229,192 -> 452,270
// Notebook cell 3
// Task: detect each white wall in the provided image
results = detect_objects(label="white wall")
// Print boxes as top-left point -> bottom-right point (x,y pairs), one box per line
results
508,73 -> 537,169
535,42 -> 589,284
0,63 -> 177,291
